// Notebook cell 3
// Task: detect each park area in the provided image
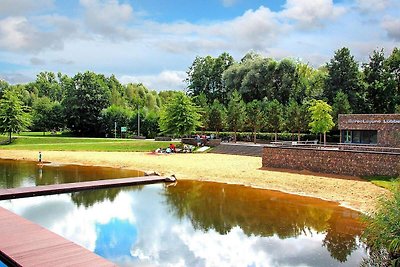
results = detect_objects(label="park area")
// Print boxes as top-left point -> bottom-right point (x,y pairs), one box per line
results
0,133 -> 388,213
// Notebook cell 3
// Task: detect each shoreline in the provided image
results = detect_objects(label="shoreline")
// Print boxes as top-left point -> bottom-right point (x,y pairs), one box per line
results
0,150 -> 388,213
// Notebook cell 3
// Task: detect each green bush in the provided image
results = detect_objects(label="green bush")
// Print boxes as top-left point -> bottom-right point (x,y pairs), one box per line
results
362,180 -> 400,266
195,131 -> 318,142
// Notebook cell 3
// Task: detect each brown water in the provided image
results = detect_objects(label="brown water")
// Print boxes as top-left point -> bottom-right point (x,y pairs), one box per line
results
0,160 -> 366,266
0,158 -> 143,189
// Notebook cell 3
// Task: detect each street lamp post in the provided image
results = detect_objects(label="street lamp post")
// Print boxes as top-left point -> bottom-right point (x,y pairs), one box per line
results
137,105 -> 140,137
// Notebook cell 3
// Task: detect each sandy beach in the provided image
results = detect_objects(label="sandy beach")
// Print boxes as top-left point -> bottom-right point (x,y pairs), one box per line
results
0,149 -> 388,213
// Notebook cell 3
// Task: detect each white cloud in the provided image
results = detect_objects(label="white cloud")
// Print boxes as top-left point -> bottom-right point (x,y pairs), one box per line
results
216,6 -> 282,50
0,17 -> 28,51
80,0 -> 136,40
153,6 -> 283,55
120,71 -> 187,91
0,15 -> 79,53
355,0 -> 391,12
221,0 -> 237,7
281,0 -> 346,28
30,57 -> 46,65
382,16 -> 400,41
0,0 -> 54,16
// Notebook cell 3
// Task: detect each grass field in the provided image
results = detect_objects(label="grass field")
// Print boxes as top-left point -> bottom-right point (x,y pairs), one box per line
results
0,133 -> 178,152
363,175 -> 399,190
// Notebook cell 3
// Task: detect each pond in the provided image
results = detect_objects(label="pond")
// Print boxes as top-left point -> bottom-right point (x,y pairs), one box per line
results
0,160 -> 367,266
0,158 -> 143,188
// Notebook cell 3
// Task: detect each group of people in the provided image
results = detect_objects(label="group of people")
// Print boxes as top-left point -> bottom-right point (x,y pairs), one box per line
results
154,143 -> 194,154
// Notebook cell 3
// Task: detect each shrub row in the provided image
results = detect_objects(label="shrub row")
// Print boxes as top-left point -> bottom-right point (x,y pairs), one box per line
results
194,131 -> 340,143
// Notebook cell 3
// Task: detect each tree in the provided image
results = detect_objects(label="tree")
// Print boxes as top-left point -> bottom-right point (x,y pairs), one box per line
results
100,105 -> 133,137
193,92 -> 209,132
362,182 -> 400,266
363,49 -> 397,113
246,100 -> 265,143
159,92 -> 202,137
332,91 -> 352,128
325,47 -> 361,111
386,47 -> 400,94
208,99 -> 226,137
141,110 -> 160,138
227,90 -> 246,142
0,90 -> 31,143
32,97 -> 64,134
264,99 -> 284,142
186,52 -> 234,104
308,100 -> 335,145
273,59 -> 299,105
285,99 -> 309,141
239,57 -> 275,102
0,79 -> 9,98
35,71 -> 63,102
62,71 -> 111,136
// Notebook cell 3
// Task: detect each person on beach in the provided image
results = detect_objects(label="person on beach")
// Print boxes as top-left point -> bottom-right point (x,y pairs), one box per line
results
38,151 -> 42,163
169,143 -> 176,153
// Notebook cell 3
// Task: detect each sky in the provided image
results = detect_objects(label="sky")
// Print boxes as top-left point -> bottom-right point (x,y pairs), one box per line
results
0,0 -> 399,91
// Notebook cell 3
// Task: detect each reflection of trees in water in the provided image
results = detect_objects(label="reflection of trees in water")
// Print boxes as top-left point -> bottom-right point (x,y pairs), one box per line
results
0,159 -> 143,188
164,180 -> 364,262
70,185 -> 144,208
323,212 -> 363,262
0,160 -> 37,188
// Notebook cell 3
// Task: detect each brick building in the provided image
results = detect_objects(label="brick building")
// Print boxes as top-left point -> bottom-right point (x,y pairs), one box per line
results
262,114 -> 400,177
338,114 -> 400,147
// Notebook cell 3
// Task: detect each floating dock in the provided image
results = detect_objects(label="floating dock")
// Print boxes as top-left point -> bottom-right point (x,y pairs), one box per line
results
0,175 -> 175,200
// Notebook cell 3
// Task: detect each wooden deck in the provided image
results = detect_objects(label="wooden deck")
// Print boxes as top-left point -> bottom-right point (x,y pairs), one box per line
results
0,175 -> 175,266
0,175 -> 175,200
0,206 -> 116,266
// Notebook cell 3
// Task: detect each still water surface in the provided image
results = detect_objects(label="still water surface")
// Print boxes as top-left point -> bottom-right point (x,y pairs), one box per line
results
0,159 -> 367,266
0,158 -> 143,188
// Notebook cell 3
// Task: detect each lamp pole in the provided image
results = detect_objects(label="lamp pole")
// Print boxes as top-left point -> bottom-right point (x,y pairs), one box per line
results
114,121 -> 117,139
137,105 -> 140,137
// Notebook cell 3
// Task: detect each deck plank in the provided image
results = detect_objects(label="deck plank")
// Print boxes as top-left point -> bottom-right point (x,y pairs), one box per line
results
0,207 -> 116,266
0,175 -> 173,200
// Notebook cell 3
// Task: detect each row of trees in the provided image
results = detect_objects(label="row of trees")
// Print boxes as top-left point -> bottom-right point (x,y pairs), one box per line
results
186,47 -> 400,114
0,71 -> 180,139
0,46 -> 398,141
158,90 -> 334,144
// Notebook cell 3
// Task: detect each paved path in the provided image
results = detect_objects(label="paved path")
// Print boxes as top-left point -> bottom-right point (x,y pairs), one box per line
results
210,143 -> 265,157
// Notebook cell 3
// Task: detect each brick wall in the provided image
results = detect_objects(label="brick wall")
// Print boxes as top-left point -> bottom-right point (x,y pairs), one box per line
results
339,114 -> 400,147
262,146 -> 400,177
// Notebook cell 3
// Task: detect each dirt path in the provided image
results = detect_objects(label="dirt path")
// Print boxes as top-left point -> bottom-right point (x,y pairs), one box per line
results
0,150 -> 388,213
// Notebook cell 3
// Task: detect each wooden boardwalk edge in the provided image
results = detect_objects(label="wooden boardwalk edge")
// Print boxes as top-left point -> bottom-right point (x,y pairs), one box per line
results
0,207 -> 117,267
0,176 -> 176,266
0,175 -> 175,200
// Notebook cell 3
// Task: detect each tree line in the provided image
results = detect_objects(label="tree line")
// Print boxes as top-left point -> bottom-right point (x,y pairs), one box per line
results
0,46 -> 399,142
0,71 -> 181,140
187,47 -> 400,114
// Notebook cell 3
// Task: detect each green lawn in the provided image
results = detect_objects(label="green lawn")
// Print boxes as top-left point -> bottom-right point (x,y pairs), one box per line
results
0,134 -> 177,152
363,175 -> 399,190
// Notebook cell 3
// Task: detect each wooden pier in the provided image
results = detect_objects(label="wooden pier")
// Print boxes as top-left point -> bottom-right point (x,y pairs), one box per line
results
0,206 -> 116,266
0,175 -> 175,200
0,175 -> 176,266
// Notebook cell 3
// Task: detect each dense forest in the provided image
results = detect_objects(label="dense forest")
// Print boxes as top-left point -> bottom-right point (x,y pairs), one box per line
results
0,47 -> 399,139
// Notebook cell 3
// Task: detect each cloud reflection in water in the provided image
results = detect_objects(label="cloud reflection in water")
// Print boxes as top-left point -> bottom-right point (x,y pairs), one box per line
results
0,181 -> 366,266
